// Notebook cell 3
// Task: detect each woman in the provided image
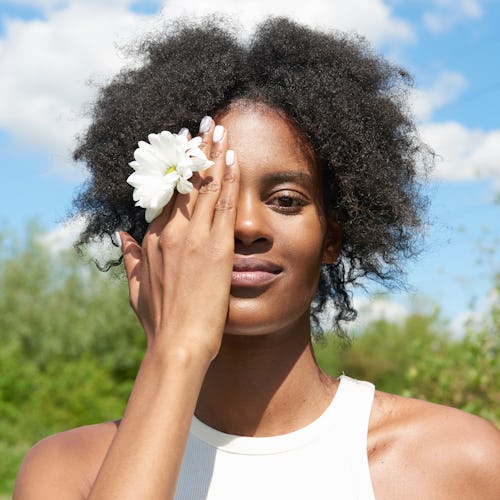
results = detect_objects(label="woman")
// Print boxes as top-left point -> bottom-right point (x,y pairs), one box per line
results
14,17 -> 500,499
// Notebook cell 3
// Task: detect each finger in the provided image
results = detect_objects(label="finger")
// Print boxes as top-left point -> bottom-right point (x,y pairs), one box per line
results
178,127 -> 192,140
163,173 -> 201,230
191,124 -> 228,228
121,231 -> 158,341
197,115 -> 215,179
211,149 -> 239,238
145,121 -> 203,237
160,117 -> 215,230
120,231 -> 142,312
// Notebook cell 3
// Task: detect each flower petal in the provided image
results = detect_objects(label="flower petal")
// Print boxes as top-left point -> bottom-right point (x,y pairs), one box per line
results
177,176 -> 193,194
134,148 -> 165,173
129,128 -> 211,222
186,136 -> 202,149
156,132 -> 179,165
145,206 -> 163,223
191,157 -> 214,171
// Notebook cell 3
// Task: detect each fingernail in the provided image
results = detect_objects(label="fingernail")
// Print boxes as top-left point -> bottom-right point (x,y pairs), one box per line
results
226,149 -> 235,166
213,125 -> 224,142
112,231 -> 122,249
178,127 -> 189,137
199,115 -> 212,133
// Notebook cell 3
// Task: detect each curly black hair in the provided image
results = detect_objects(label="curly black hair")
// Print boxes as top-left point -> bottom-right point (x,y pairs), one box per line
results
72,16 -> 430,333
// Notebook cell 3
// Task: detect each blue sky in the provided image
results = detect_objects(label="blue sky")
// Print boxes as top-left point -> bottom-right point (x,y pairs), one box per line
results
0,0 -> 499,330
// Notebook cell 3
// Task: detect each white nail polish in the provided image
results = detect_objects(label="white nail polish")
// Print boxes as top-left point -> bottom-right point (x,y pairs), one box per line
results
213,125 -> 224,142
199,116 -> 212,133
226,149 -> 235,166
112,231 -> 122,249
178,127 -> 189,137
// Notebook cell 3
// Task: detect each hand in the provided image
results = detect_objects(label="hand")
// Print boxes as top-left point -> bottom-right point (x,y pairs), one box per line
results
120,118 -> 239,362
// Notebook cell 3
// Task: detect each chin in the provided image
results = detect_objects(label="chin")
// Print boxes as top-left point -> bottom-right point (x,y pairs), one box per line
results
223,295 -> 312,337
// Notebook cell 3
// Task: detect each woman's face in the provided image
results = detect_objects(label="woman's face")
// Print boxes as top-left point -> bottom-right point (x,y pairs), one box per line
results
219,105 -> 340,336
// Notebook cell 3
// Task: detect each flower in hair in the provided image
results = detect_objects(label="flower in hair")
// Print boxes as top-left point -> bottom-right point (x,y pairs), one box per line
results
127,131 -> 214,222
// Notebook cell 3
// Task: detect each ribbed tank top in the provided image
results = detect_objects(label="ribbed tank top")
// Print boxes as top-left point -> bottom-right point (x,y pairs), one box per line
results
175,375 -> 376,499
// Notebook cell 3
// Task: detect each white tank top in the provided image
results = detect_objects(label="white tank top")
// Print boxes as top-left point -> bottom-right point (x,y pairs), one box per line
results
175,375 -> 376,499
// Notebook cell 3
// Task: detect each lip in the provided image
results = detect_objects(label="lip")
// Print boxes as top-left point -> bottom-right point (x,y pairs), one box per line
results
231,258 -> 282,288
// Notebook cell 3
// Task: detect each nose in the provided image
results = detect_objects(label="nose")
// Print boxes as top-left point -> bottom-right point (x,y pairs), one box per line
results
234,192 -> 273,251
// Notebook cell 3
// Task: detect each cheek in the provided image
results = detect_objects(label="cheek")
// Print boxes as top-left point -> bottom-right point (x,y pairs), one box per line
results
279,220 -> 326,281
297,213 -> 326,250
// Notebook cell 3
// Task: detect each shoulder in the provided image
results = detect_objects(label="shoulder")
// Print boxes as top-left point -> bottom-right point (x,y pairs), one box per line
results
13,421 -> 118,500
369,391 -> 500,499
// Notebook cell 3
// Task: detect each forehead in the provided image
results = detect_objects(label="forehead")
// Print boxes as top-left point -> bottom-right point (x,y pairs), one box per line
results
217,105 -> 317,181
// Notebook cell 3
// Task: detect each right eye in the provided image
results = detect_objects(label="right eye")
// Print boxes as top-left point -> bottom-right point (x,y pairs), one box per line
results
267,191 -> 309,214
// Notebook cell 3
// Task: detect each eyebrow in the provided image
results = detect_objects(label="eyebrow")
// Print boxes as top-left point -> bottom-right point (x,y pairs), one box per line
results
260,171 -> 314,187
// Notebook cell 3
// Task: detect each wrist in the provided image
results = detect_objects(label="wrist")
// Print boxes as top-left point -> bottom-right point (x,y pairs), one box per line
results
144,337 -> 214,377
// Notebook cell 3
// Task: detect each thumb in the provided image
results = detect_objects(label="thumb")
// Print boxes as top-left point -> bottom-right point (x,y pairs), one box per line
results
119,231 -> 142,312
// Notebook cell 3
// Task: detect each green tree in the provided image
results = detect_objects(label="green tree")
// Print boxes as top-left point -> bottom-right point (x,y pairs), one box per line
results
0,224 -> 143,493
1,224 -> 498,494
315,280 -> 499,425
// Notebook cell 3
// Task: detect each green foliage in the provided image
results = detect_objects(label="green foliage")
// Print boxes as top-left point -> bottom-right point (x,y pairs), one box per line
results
0,224 -> 498,494
0,224 -> 143,493
315,286 -> 500,425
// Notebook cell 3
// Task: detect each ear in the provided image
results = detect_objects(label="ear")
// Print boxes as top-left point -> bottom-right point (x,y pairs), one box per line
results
120,231 -> 143,313
322,217 -> 342,264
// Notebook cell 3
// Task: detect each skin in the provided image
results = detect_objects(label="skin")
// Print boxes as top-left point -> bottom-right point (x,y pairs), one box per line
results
14,106 -> 500,500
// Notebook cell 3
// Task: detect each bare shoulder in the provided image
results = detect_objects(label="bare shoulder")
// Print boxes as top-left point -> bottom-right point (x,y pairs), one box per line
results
13,421 -> 118,500
369,391 -> 500,500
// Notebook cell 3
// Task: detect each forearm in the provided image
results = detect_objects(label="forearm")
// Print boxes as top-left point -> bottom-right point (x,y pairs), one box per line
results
87,118 -> 235,499
88,344 -> 211,500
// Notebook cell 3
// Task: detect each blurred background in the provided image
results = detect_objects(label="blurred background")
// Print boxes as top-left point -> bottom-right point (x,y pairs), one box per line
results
0,0 -> 499,495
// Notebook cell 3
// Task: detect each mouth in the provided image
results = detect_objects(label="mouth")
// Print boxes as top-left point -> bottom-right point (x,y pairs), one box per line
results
231,258 -> 282,288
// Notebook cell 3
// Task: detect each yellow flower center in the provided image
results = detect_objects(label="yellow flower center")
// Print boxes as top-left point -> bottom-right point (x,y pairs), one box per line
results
165,165 -> 177,175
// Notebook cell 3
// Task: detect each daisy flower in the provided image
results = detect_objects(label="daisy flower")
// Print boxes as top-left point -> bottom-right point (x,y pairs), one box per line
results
127,131 -> 214,222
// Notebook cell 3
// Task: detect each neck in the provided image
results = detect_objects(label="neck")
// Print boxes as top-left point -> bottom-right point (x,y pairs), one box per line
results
195,315 -> 337,437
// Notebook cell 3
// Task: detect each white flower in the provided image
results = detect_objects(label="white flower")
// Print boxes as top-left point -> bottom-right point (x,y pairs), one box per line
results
127,131 -> 214,223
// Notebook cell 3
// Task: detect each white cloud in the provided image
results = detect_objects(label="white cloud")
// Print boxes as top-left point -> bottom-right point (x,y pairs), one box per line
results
411,71 -> 468,122
423,0 -> 482,33
39,214 -> 122,266
38,213 -> 86,253
420,121 -> 500,182
312,291 -> 410,333
345,295 -> 409,331
2,0 -> 133,13
161,0 -> 414,45
344,286 -> 498,338
0,0 -> 414,179
1,1 -> 497,186
407,70 -> 500,183
0,2 -> 151,178
450,285 -> 499,337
